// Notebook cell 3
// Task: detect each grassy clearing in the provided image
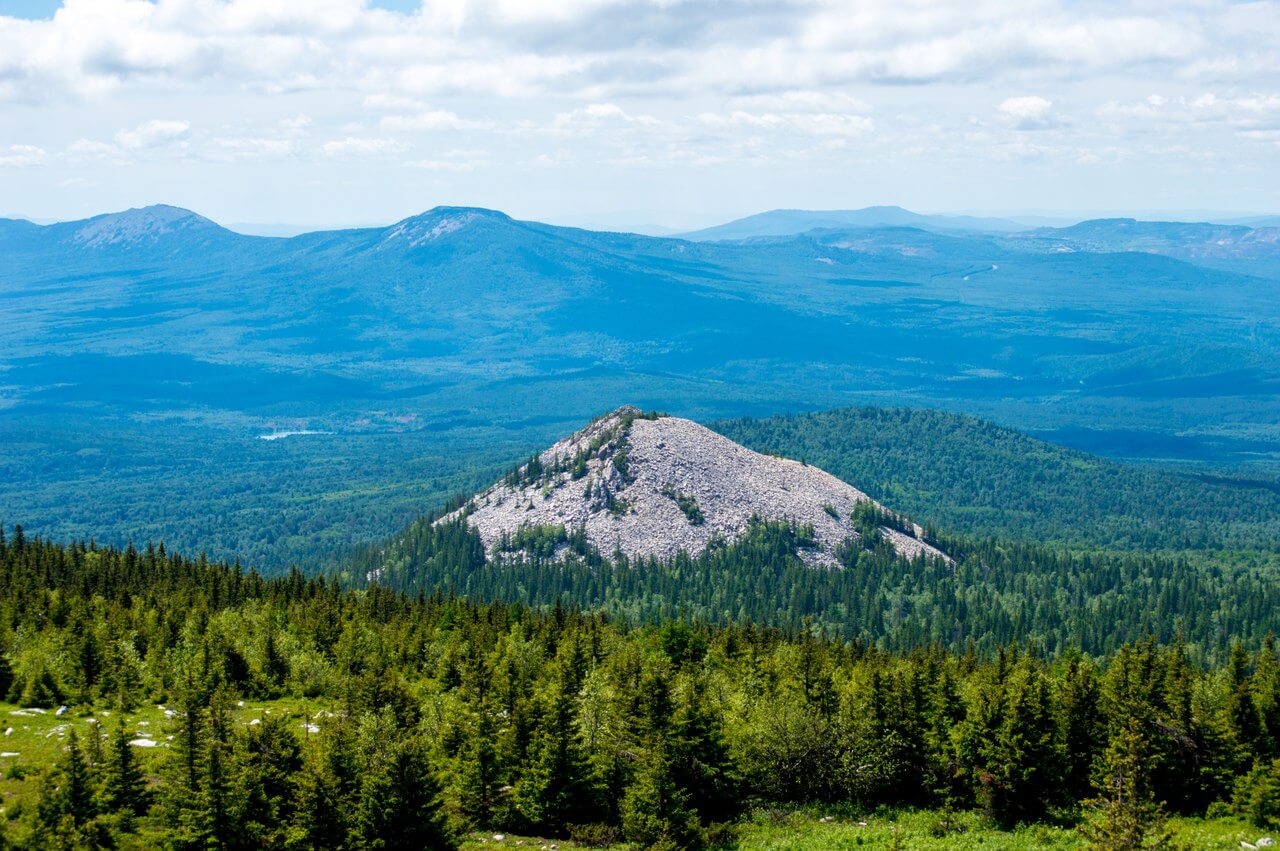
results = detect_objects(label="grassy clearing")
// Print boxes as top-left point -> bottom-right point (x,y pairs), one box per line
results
0,698 -> 322,817
462,807 -> 1274,850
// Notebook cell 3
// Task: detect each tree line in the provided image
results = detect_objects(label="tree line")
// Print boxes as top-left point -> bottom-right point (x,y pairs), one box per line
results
357,515 -> 1280,661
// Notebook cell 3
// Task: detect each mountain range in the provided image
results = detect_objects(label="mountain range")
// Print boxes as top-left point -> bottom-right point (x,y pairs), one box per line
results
2,202 -> 1279,566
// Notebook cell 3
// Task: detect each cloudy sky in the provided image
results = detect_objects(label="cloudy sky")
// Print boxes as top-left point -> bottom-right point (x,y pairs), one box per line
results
1,0 -> 1278,230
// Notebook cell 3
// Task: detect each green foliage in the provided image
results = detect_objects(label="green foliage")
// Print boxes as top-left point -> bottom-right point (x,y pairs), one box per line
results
1233,758 -> 1280,829
362,515 -> 1280,659
7,527 -> 1280,846
1078,716 -> 1177,850
715,407 -> 1280,552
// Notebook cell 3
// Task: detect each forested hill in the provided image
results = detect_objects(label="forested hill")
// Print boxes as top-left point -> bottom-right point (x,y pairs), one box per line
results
713,407 -> 1280,552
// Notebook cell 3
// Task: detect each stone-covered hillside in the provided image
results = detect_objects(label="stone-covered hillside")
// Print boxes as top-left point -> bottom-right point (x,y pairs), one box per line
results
448,406 -> 946,566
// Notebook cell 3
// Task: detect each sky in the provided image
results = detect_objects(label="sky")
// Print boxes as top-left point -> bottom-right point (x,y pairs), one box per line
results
0,0 -> 1278,231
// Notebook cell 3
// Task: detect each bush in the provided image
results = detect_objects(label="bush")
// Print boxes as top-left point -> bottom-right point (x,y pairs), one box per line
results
568,822 -> 621,847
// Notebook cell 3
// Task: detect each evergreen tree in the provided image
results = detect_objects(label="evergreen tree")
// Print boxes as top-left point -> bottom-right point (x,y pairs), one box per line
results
1079,716 -> 1175,850
513,673 -> 596,833
101,718 -> 148,819
356,736 -> 456,850
620,739 -> 703,850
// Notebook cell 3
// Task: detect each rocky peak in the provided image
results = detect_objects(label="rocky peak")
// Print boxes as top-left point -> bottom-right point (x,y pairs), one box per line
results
448,406 -> 947,567
379,207 -> 511,249
69,205 -> 223,248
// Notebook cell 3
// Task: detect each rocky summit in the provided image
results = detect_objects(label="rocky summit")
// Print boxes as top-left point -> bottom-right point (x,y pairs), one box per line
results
449,406 -> 946,566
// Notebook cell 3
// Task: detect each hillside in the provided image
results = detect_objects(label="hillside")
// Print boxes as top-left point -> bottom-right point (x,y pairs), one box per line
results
1010,217 -> 1280,274
450,407 -> 943,565
714,407 -> 1280,551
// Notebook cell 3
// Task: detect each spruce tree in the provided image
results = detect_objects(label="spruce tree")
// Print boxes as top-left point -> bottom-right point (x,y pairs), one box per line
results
356,736 -> 456,850
513,673 -> 595,833
101,718 -> 148,818
1079,716 -> 1175,851
620,739 -> 702,850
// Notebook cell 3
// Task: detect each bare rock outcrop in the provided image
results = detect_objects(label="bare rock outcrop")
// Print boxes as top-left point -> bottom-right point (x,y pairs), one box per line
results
446,407 -> 947,567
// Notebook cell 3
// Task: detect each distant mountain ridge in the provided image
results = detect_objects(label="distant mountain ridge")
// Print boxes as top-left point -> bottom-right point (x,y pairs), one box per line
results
678,205 -> 1028,240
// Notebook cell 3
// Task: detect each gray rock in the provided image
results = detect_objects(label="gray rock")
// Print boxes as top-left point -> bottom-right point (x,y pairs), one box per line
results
448,407 -> 946,566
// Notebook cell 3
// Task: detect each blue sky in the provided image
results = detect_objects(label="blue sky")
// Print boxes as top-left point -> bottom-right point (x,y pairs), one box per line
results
1,0 -> 1278,231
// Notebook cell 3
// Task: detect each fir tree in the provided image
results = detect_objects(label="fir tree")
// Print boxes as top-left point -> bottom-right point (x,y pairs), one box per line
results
620,739 -> 703,850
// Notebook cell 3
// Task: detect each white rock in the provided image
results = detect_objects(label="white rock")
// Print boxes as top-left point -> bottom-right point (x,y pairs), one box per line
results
1258,840 -> 1275,848
3,728 -> 11,736
0,752 -> 18,758
129,738 -> 158,748
54,706 -> 67,717
449,408 -> 947,568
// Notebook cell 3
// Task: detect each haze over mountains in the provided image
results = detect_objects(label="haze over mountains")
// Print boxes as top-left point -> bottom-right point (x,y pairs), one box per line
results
2,201 -> 1279,565
677,206 -> 1030,240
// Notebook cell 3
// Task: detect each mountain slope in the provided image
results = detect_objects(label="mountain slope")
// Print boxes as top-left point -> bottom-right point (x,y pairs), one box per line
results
679,206 -> 1025,240
714,407 -> 1280,550
1010,217 -> 1280,274
450,406 -> 943,565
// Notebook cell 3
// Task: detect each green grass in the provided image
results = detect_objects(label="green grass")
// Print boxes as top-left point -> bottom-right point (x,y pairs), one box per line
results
0,698 -> 321,818
462,808 -> 1275,850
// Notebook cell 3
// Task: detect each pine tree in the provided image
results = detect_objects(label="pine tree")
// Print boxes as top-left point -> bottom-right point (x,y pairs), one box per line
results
56,730 -> 98,826
235,713 -> 302,845
286,757 -> 349,851
1059,654 -> 1102,802
457,707 -> 503,826
35,729 -> 112,848
978,664 -> 1064,827
193,690 -> 243,849
513,673 -> 596,833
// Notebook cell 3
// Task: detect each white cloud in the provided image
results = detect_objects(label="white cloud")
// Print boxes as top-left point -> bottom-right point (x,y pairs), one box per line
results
0,0 -> 1278,218
211,137 -> 299,159
380,110 -> 493,131
320,137 -> 409,157
701,109 -> 873,137
551,102 -> 660,128
0,144 -> 47,167
114,119 -> 191,149
999,96 -> 1056,130
404,158 -> 478,172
